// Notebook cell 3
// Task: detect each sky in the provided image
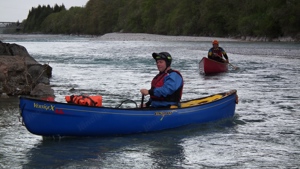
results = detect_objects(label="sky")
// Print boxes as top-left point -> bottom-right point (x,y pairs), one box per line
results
0,0 -> 89,22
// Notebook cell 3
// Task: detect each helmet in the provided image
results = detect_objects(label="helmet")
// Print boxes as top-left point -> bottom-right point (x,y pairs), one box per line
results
152,52 -> 172,67
212,40 -> 219,45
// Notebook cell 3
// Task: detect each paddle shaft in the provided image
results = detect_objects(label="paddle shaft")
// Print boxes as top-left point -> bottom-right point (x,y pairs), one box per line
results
141,95 -> 144,108
214,54 -> 237,69
229,63 -> 238,70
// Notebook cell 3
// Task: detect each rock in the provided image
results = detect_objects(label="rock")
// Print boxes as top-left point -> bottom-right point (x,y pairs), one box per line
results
0,61 -> 8,82
1,93 -> 9,98
27,64 -> 51,84
0,42 -> 37,64
30,83 -> 54,97
0,41 -> 53,97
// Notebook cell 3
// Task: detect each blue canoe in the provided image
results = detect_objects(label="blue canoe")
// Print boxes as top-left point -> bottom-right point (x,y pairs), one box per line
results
19,90 -> 238,137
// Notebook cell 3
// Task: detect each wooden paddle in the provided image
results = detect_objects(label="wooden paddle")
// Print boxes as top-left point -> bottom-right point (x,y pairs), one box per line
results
229,62 -> 238,70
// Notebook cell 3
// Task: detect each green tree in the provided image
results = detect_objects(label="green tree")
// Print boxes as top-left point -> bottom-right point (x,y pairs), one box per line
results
21,0 -> 300,40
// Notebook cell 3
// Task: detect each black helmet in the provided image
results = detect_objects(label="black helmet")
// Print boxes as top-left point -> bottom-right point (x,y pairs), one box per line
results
152,52 -> 172,67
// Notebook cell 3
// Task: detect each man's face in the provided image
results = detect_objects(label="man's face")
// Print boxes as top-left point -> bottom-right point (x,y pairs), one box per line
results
156,59 -> 167,72
213,44 -> 218,48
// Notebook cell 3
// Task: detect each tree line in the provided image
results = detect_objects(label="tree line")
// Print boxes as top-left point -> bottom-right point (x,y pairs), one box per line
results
21,0 -> 300,40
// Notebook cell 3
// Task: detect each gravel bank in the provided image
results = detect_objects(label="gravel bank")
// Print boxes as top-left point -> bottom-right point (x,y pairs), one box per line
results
97,33 -> 240,42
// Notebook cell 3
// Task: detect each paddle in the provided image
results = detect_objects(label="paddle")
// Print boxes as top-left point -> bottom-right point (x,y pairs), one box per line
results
228,62 -> 238,70
141,94 -> 144,108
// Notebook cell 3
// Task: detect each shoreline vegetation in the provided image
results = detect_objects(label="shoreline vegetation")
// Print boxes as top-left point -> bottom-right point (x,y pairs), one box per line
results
5,0 -> 299,42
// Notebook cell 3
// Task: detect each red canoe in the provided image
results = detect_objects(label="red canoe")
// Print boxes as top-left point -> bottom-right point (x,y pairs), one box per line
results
199,57 -> 228,74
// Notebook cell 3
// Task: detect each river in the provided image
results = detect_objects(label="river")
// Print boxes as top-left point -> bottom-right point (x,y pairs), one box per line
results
0,34 -> 299,168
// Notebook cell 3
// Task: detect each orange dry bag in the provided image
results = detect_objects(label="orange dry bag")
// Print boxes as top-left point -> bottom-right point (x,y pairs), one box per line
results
65,95 -> 102,107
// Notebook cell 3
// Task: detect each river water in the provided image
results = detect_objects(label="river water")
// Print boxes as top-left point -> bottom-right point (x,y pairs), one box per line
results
0,34 -> 299,168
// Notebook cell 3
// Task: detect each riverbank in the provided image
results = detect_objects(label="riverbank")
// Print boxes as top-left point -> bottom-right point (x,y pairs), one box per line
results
98,33 -> 298,42
0,33 -> 238,42
97,33 -> 240,42
1,33 -> 298,42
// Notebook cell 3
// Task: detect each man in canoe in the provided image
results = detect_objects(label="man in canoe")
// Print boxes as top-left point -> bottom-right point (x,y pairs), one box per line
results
140,52 -> 184,108
208,40 -> 229,63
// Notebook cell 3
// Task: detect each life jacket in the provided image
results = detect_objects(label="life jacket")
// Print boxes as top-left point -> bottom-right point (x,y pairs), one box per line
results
210,47 -> 223,57
150,69 -> 183,102
65,95 -> 102,107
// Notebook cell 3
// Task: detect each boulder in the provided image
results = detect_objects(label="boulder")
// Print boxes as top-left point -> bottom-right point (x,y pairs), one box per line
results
30,83 -> 54,97
0,41 -> 53,98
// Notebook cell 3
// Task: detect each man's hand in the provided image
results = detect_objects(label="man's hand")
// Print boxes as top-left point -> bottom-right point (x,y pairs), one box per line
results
213,53 -> 222,58
140,103 -> 147,108
140,89 -> 149,95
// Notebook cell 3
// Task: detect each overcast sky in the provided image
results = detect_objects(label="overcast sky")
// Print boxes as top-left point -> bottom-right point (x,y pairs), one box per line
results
0,0 -> 89,22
